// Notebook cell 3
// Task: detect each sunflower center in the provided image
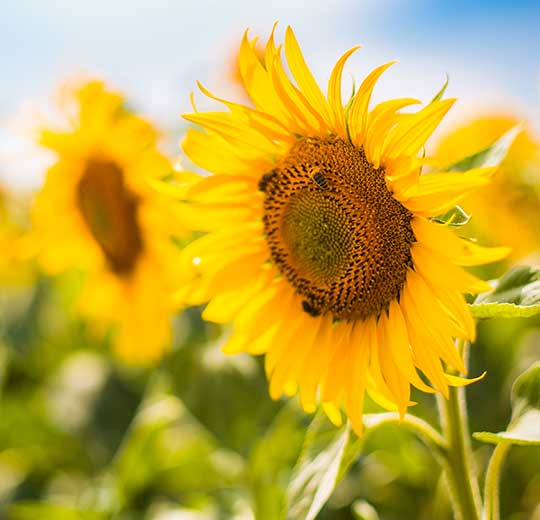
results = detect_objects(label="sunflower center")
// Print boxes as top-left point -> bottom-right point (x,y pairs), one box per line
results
77,159 -> 143,275
261,135 -> 415,321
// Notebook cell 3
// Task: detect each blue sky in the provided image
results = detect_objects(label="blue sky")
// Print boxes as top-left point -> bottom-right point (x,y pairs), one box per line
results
1,0 -> 539,187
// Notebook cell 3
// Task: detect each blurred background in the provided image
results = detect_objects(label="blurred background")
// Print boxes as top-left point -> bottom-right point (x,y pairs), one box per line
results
1,1 -> 540,519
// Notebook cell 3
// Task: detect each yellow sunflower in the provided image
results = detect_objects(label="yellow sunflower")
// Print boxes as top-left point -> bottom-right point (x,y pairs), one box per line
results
33,80 -> 185,364
176,27 -> 509,434
436,115 -> 540,262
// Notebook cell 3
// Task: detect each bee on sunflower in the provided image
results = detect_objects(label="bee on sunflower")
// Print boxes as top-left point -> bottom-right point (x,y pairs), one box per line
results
32,80 -> 186,364
175,26 -> 509,434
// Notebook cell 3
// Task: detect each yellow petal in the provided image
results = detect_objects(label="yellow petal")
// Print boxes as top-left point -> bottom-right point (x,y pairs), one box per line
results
383,99 -> 456,161
202,268 -> 274,323
238,30 -> 290,126
223,279 -> 293,354
344,322 -> 370,436
321,322 -> 354,403
269,311 -> 323,400
348,61 -> 396,144
387,300 -> 437,393
297,315 -> 337,411
182,128 -> 270,176
183,112 -> 283,157
396,167 -> 497,216
284,26 -> 332,126
323,402 -> 343,427
411,242 -> 491,293
412,217 -> 511,266
377,313 -> 411,418
363,98 -> 421,167
445,372 -> 486,386
327,46 -> 361,136
404,270 -> 467,373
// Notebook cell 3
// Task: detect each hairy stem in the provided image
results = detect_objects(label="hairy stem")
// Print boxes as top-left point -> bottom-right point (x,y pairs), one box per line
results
437,341 -> 482,520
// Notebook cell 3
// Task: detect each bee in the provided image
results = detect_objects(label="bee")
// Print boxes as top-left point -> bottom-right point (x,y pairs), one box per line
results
258,170 -> 277,193
302,300 -> 321,317
310,168 -> 329,190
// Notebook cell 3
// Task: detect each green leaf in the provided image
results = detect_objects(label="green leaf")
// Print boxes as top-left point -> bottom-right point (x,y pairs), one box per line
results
430,74 -> 449,104
512,362 -> 540,413
285,412 -> 363,520
469,265 -> 540,319
431,205 -> 470,227
446,124 -> 522,172
474,364 -> 540,447
473,409 -> 540,446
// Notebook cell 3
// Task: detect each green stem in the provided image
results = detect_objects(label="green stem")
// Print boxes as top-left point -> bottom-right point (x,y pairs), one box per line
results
364,412 -> 447,461
437,341 -> 482,520
482,442 -> 511,520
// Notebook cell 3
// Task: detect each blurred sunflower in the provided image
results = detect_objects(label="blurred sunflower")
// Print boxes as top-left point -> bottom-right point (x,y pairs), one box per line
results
32,80 -> 185,364
176,27 -> 509,433
436,115 -> 540,261
0,187 -> 34,286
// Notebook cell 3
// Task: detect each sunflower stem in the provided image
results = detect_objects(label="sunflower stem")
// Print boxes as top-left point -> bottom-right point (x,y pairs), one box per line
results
437,341 -> 482,520
482,441 -> 510,520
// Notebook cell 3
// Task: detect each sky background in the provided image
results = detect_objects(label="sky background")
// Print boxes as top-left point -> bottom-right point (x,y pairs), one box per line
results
1,0 -> 539,189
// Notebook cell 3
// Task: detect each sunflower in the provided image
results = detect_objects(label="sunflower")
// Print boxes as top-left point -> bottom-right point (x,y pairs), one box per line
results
176,27 -> 509,433
33,80 -> 185,364
436,115 -> 540,262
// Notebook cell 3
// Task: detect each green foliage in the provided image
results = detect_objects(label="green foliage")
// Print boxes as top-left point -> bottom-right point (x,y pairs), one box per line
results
470,265 -> 540,319
474,410 -> 540,446
1,238 -> 539,519
512,362 -> 540,413
431,205 -> 470,227
474,362 -> 540,446
445,124 -> 522,171
285,412 -> 363,520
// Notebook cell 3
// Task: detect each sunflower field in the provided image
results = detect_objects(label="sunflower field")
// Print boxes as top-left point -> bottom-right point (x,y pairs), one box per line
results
1,2 -> 540,519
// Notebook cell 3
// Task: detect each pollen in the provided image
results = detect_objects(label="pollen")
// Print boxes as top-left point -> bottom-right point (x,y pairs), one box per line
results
77,159 -> 143,275
262,136 -> 415,321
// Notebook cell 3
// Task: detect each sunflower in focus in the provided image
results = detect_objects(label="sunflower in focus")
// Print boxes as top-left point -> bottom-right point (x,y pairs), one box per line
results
176,27 -> 509,433
32,80 -> 185,364
436,115 -> 540,261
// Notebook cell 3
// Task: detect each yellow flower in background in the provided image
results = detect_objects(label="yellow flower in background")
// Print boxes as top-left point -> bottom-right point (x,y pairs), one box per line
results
33,80 -> 185,364
175,26 -> 509,434
436,115 -> 540,261
0,187 -> 34,287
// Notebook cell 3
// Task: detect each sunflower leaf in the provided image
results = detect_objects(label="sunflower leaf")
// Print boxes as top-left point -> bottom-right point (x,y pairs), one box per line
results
446,124 -> 522,172
285,411 -> 364,520
431,205 -> 470,226
474,364 -> 540,446
511,362 -> 540,418
473,409 -> 540,446
469,265 -> 540,319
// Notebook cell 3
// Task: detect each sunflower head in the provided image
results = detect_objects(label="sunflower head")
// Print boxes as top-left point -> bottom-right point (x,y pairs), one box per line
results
176,27 -> 509,433
33,79 -> 185,364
